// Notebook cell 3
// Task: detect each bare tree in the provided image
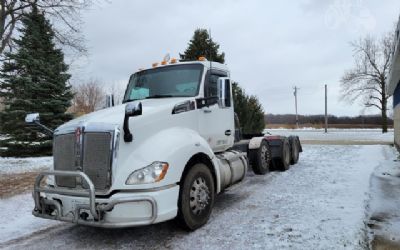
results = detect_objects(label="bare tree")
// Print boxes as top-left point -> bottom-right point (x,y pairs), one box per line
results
0,0 -> 95,56
70,80 -> 105,114
340,32 -> 394,133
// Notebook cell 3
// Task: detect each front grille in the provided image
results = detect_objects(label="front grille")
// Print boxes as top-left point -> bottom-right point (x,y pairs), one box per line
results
82,132 -> 112,190
53,134 -> 76,188
53,131 -> 113,191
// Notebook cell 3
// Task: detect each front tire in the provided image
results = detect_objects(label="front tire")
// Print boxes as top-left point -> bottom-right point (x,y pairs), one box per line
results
177,163 -> 215,231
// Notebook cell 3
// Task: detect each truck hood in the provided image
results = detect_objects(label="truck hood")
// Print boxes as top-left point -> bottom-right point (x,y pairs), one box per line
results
57,97 -> 193,131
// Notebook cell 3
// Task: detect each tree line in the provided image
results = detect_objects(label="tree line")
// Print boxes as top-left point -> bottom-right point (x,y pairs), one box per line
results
265,114 -> 393,126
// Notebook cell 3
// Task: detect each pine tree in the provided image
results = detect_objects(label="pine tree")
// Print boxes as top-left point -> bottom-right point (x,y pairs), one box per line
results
181,29 -> 265,133
180,29 -> 225,63
0,6 -> 73,157
233,82 -> 265,134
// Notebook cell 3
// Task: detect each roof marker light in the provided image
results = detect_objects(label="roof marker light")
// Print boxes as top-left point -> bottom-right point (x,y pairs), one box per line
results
161,60 -> 167,65
198,56 -> 206,61
170,58 -> 177,64
152,62 -> 158,68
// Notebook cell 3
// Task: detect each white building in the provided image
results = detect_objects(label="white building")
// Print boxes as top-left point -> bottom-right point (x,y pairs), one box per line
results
388,17 -> 400,147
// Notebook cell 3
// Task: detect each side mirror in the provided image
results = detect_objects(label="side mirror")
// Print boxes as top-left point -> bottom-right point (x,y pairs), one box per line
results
217,77 -> 231,108
25,113 -> 40,124
24,113 -> 53,136
123,102 -> 142,142
125,102 -> 142,117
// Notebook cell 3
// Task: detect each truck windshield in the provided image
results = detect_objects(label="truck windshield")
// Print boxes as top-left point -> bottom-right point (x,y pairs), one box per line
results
123,64 -> 203,102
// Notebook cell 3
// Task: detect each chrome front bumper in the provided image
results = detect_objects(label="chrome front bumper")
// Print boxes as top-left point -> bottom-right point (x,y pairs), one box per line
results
33,170 -> 158,228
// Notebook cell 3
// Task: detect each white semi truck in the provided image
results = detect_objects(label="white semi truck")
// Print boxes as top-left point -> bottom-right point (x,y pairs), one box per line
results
26,57 -> 302,230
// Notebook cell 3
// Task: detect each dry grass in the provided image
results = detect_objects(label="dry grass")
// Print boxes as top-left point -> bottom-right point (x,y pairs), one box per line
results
0,172 -> 42,198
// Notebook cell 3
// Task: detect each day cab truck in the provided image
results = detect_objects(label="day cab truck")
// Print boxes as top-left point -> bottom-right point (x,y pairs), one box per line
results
26,57 -> 302,230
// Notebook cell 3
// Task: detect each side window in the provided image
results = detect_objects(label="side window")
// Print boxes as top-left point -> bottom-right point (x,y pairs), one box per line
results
205,70 -> 227,97
205,74 -> 219,97
225,79 -> 231,107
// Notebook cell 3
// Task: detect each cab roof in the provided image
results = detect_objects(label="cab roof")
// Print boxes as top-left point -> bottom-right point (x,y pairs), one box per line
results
137,59 -> 229,74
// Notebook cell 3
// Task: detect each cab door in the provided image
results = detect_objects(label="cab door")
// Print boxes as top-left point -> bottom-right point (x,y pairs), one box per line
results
198,72 -> 234,152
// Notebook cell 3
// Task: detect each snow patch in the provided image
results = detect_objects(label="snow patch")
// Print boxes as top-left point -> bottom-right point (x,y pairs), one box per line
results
0,156 -> 52,174
0,193 -> 61,245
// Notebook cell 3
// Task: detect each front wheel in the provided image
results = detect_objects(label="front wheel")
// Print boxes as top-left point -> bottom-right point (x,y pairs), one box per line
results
177,163 -> 215,231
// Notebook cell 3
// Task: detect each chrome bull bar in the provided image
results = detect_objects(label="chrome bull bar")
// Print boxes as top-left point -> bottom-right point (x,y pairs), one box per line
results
33,170 -> 158,227
34,170 -> 99,219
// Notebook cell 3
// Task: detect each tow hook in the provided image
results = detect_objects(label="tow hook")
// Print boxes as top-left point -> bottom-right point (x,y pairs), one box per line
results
80,212 -> 89,221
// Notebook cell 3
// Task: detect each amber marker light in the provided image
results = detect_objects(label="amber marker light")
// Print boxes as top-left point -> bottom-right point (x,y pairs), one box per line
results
170,58 -> 177,64
155,163 -> 169,182
198,56 -> 206,61
152,62 -> 158,68
161,60 -> 167,65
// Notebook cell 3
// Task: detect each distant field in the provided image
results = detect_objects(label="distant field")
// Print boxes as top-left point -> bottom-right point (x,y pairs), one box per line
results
266,123 -> 393,129
264,128 -> 394,145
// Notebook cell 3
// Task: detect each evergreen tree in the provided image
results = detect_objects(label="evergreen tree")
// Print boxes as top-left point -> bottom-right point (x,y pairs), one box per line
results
181,29 -> 265,133
0,6 -> 73,157
180,29 -> 225,63
233,82 -> 265,134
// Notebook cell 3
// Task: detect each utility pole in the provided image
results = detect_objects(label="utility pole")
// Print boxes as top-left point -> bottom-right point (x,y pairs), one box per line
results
324,84 -> 328,133
293,86 -> 299,128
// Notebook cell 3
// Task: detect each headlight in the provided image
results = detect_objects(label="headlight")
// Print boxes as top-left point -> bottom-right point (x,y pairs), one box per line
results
126,162 -> 169,185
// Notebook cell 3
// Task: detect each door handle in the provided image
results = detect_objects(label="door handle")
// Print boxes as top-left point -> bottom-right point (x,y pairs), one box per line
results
225,130 -> 232,136
203,109 -> 212,113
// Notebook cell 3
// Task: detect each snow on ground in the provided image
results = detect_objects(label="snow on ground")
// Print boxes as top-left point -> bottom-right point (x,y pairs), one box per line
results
367,146 -> 400,247
265,128 -> 393,143
0,144 -> 394,250
0,156 -> 52,174
0,129 -> 392,175
0,193 -> 61,245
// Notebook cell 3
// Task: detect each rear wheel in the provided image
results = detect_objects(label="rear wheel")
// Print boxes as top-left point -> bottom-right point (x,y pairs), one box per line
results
250,140 -> 271,175
289,136 -> 300,165
277,139 -> 291,171
177,163 -> 215,231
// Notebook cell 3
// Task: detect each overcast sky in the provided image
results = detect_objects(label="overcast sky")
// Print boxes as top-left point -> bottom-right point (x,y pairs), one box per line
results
71,0 -> 400,116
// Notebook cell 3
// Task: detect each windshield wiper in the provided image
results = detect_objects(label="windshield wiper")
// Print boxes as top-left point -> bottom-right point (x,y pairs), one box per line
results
145,95 -> 174,99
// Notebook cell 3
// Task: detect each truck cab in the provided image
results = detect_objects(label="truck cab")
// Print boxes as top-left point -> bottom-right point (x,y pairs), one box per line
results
29,58 -> 301,230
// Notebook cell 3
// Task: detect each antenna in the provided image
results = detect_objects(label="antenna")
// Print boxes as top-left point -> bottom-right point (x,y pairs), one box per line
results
209,28 -> 212,70
163,53 -> 170,62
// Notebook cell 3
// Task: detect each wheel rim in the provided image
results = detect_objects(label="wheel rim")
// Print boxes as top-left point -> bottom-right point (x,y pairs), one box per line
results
260,145 -> 268,169
189,177 -> 210,215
